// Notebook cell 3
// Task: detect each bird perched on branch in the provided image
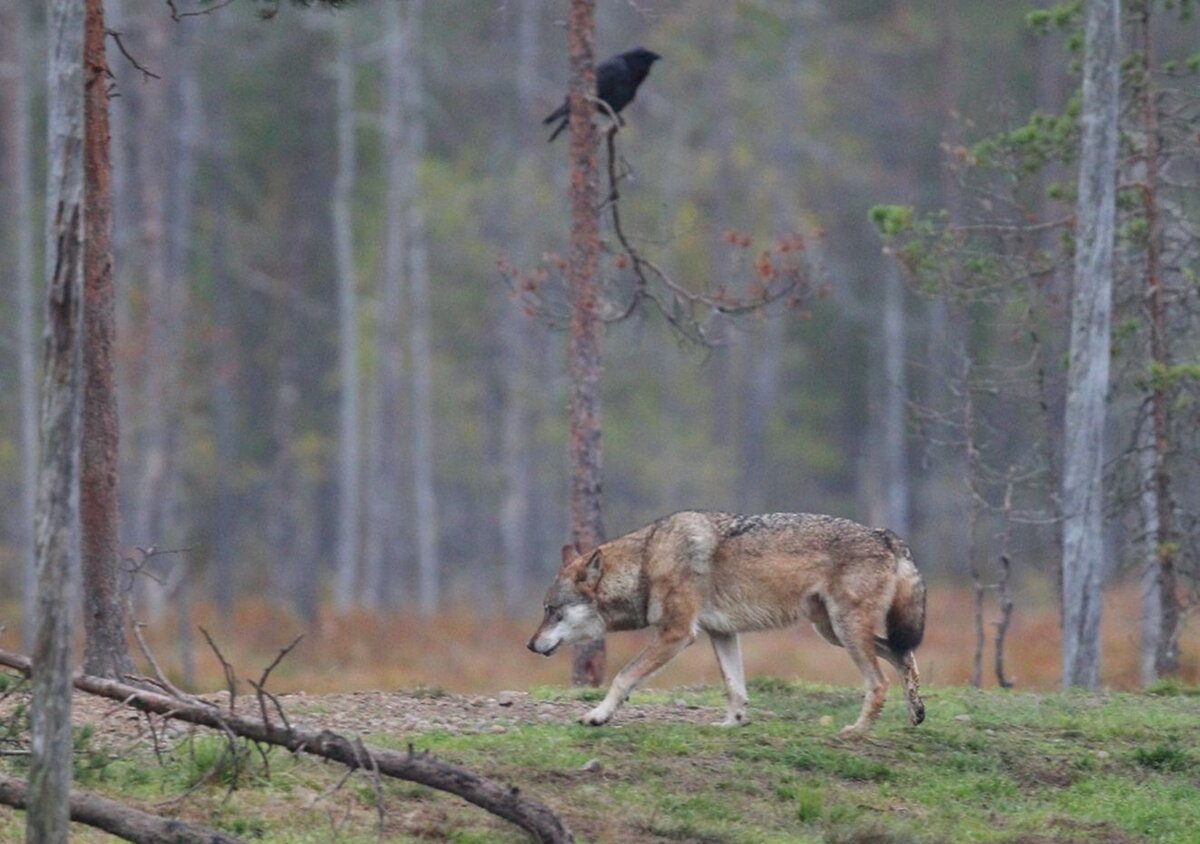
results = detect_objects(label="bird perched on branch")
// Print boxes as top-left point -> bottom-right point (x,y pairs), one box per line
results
543,47 -> 661,142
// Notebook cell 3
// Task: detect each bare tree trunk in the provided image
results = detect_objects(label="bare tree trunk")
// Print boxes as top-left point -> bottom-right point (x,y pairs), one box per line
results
739,13 -> 800,514
499,0 -> 540,614
566,0 -> 606,687
208,44 -> 238,620
363,0 -> 409,610
1134,4 -> 1180,682
1138,423 -> 1163,686
131,12 -> 174,617
706,2 -> 738,453
81,0 -> 134,681
399,0 -> 440,615
882,258 -> 911,536
332,17 -> 362,612
1061,0 -> 1119,690
29,2 -> 85,839
0,0 -> 39,651
163,19 -> 199,647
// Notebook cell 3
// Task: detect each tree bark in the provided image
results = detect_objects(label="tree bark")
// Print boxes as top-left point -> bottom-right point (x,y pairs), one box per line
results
0,774 -> 245,844
208,28 -> 239,620
130,11 -> 177,617
0,0 -> 39,652
0,651 -> 574,844
566,0 -> 606,687
400,0 -> 441,615
881,258 -> 911,537
1061,0 -> 1119,690
332,16 -> 363,612
363,0 -> 409,609
81,0 -> 134,681
29,3 -> 86,840
1133,3 -> 1180,683
498,0 -> 541,614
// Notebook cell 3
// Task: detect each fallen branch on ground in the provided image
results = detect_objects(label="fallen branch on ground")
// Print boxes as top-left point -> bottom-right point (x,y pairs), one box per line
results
0,649 -> 573,844
0,773 -> 243,844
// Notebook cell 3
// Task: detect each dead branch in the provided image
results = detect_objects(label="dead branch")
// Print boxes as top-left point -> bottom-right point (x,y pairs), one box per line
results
502,123 -> 814,346
0,773 -> 244,844
199,627 -> 239,714
0,649 -> 573,844
105,31 -> 160,81
165,0 -> 237,21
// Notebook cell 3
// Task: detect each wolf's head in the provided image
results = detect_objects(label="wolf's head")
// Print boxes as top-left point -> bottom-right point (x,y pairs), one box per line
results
526,546 -> 607,656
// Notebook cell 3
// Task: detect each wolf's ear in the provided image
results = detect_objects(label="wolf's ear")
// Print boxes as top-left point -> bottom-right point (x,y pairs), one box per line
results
577,549 -> 603,589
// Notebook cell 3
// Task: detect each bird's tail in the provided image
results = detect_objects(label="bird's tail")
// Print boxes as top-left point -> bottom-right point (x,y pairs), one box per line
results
547,116 -> 568,142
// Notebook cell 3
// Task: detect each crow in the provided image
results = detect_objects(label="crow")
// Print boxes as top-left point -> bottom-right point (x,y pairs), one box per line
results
543,47 -> 661,142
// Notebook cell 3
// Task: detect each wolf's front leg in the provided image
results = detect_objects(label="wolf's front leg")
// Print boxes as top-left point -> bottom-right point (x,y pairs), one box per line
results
581,629 -> 696,726
709,632 -> 749,726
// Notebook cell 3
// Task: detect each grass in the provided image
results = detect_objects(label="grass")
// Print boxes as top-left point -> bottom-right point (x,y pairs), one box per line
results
3,682 -> 1200,842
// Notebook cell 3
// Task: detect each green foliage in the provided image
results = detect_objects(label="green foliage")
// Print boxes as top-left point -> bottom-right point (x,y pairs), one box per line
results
1130,743 -> 1194,773
868,205 -> 915,239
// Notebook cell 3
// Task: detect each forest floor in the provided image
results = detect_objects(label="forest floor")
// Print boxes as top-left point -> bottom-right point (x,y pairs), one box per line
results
2,679 -> 1200,843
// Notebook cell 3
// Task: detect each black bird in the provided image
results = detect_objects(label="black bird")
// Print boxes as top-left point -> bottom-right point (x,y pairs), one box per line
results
543,47 -> 661,142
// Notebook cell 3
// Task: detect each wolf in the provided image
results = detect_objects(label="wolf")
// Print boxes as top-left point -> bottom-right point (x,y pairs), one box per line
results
526,511 -> 926,736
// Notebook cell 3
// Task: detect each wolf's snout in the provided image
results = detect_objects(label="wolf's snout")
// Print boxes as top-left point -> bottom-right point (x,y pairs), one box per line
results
526,638 -> 539,653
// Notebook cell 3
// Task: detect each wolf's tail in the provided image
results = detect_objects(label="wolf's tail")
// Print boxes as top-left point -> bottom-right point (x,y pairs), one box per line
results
879,530 -> 926,654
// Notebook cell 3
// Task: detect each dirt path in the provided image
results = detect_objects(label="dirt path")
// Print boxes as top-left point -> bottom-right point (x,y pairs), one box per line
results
62,688 -> 725,748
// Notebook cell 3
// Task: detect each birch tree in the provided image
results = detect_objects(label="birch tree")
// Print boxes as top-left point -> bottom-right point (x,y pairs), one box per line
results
1061,0 -> 1120,689
28,1 -> 86,838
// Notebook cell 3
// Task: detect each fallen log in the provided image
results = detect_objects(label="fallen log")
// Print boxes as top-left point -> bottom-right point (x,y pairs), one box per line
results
0,649 -> 573,844
0,773 -> 244,843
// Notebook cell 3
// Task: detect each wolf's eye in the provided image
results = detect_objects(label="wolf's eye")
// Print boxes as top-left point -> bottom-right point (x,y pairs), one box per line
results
546,606 -> 562,622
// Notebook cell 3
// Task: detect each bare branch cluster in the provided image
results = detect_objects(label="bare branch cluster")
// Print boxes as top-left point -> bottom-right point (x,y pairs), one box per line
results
501,121 -> 825,347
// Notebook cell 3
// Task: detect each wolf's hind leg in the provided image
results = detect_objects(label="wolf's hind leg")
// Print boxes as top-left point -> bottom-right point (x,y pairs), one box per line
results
581,628 -> 696,726
873,637 -> 925,726
709,632 -> 749,726
829,607 -> 888,738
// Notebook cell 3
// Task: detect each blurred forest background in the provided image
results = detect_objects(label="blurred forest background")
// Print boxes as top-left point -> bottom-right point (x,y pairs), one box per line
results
1,0 -> 1198,692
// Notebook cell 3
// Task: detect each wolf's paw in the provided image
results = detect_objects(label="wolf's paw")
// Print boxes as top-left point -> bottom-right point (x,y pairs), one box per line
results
580,706 -> 613,727
838,723 -> 867,739
909,700 -> 926,726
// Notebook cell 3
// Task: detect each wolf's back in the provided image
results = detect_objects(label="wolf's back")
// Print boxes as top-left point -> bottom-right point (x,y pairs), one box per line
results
883,535 -> 926,653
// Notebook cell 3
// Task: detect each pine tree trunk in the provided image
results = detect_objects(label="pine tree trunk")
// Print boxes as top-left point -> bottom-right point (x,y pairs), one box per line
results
332,17 -> 362,611
81,0 -> 134,680
29,2 -> 85,839
0,0 -> 39,651
1061,0 -> 1119,690
566,0 -> 606,687
1134,4 -> 1180,681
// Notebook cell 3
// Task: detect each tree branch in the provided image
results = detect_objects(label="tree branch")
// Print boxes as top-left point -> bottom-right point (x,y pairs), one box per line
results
0,648 -> 574,844
0,773 -> 244,844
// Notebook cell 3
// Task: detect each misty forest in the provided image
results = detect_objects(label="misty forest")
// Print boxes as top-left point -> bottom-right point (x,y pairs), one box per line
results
1,0 -> 1200,842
